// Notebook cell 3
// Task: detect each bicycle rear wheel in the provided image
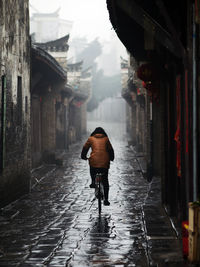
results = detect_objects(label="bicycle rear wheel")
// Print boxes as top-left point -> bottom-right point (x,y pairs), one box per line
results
98,184 -> 102,214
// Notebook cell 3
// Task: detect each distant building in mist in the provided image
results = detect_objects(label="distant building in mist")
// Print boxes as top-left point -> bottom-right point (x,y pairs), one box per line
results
68,37 -> 88,64
97,32 -> 128,76
120,56 -> 129,94
30,8 -> 73,43
67,61 -> 83,88
88,96 -> 126,123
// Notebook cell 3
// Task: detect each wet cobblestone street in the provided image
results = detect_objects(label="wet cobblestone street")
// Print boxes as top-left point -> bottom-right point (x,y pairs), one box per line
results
0,128 -> 184,267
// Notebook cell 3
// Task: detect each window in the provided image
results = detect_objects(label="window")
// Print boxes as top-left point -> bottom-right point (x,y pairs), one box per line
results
0,76 -> 6,172
17,76 -> 22,125
25,96 -> 28,114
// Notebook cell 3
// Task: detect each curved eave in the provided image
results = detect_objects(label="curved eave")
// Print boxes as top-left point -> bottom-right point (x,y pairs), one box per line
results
35,34 -> 69,46
107,0 -> 147,61
31,8 -> 61,18
106,0 -> 182,60
35,35 -> 69,52
32,45 -> 66,80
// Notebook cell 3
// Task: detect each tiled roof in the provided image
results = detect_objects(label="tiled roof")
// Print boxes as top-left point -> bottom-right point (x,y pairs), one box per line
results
35,35 -> 69,52
32,44 -> 66,80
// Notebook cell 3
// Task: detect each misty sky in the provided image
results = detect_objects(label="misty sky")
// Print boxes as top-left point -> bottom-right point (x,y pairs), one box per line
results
30,0 -> 113,41
30,0 -> 127,76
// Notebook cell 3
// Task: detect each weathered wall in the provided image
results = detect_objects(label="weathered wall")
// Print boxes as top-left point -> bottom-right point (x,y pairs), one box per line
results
31,95 -> 42,167
41,90 -> 56,153
152,86 -> 165,177
72,104 -> 82,141
68,103 -> 80,144
0,0 -> 31,207
81,103 -> 87,135
55,94 -> 70,150
31,47 -> 69,167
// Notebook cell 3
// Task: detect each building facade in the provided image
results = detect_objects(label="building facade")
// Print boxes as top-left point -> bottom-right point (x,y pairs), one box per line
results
67,62 -> 91,143
34,37 -> 90,150
35,35 -> 70,71
0,0 -> 31,207
107,0 -> 200,224
31,45 -> 72,167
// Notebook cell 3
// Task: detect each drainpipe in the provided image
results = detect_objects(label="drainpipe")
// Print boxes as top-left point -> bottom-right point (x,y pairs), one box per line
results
192,5 -> 197,201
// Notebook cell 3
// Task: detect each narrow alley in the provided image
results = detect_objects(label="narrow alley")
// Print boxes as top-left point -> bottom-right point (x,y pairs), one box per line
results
0,122 -> 183,267
1,1 -> 200,266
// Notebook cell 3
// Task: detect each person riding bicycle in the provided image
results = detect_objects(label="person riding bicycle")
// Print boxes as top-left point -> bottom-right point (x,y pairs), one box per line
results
81,127 -> 114,206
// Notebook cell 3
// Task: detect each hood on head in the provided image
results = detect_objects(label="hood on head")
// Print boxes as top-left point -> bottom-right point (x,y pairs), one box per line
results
93,133 -> 105,138
90,127 -> 108,137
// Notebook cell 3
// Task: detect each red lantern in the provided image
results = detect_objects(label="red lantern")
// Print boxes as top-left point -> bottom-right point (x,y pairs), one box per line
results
137,63 -> 157,82
142,81 -> 146,87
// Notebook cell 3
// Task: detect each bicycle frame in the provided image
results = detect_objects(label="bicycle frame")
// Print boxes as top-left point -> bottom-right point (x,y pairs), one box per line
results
95,173 -> 104,214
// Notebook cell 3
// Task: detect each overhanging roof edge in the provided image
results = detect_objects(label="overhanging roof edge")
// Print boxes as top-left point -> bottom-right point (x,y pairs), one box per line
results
115,0 -> 182,58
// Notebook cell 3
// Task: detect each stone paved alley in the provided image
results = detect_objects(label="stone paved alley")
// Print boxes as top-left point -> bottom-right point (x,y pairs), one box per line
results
0,124 -> 186,267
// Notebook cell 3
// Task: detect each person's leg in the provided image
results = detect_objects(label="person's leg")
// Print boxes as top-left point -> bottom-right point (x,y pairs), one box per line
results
89,167 -> 97,188
102,169 -> 110,205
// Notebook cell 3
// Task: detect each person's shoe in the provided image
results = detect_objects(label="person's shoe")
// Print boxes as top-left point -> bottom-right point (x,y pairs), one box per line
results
104,200 -> 110,206
90,183 -> 96,188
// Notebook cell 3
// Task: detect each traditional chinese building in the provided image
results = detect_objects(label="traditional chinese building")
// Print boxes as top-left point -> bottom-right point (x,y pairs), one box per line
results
67,61 -> 90,143
30,8 -> 73,43
107,0 -> 200,224
35,34 -> 69,71
34,37 -> 90,147
31,44 -> 71,167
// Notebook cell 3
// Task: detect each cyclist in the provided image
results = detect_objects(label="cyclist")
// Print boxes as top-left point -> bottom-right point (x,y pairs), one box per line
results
81,127 -> 114,206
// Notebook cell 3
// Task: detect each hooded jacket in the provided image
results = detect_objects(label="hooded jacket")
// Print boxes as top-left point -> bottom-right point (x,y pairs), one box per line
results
81,133 -> 114,169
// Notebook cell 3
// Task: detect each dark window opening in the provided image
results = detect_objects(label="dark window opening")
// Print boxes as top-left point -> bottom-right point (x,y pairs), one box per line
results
25,96 -> 28,114
17,76 -> 22,125
0,75 -> 6,172
11,102 -> 14,122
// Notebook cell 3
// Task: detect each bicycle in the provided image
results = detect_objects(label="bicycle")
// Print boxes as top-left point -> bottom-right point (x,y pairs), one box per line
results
95,173 -> 104,215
